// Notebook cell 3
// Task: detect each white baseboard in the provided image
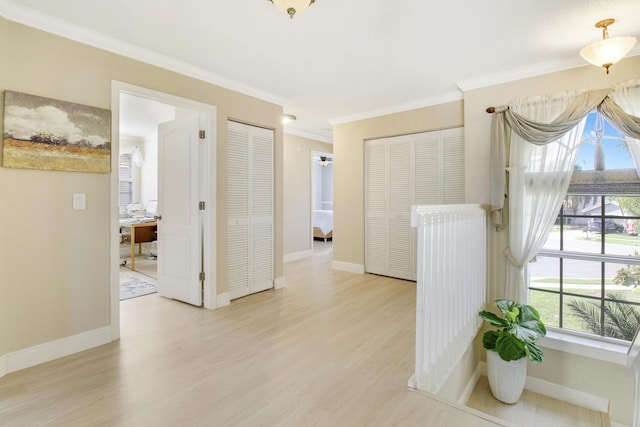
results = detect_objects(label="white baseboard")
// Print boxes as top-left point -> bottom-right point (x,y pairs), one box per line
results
458,363 -> 483,405
478,361 -> 610,414
0,354 -> 6,378
331,260 -> 365,274
610,421 -> 628,427
525,376 -> 610,414
274,276 -> 286,289
284,250 -> 312,263
216,292 -> 231,308
1,326 -> 112,377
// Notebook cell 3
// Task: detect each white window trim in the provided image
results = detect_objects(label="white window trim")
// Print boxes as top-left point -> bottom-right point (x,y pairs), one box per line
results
541,327 -> 629,365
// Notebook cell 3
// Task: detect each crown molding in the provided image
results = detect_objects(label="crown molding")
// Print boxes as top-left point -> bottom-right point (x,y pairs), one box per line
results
0,0 -> 288,107
284,127 -> 333,144
456,46 -> 640,92
329,91 -> 463,126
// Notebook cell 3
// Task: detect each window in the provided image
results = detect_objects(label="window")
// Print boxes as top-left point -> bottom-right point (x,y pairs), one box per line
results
529,112 -> 640,342
119,153 -> 133,208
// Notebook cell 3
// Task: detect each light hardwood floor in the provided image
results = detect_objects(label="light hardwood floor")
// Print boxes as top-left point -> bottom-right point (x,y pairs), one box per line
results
1,244 -> 507,426
466,376 -> 609,427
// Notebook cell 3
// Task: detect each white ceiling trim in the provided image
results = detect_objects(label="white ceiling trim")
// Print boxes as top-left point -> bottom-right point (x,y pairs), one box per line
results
284,127 -> 332,144
457,47 -> 640,93
0,0 -> 288,107
329,91 -> 464,126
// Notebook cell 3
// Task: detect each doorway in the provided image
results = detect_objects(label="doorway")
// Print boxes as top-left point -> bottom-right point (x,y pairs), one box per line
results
311,151 -> 333,254
117,93 -> 172,300
110,82 -> 218,340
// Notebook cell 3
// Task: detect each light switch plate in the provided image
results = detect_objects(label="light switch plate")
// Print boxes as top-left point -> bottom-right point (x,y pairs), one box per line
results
73,193 -> 86,210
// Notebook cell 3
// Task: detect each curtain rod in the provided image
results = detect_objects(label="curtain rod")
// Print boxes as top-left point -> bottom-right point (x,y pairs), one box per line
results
486,107 -> 495,113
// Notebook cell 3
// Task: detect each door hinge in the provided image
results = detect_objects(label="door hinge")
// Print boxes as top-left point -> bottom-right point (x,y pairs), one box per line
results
199,271 -> 205,282
199,201 -> 205,210
199,130 -> 205,139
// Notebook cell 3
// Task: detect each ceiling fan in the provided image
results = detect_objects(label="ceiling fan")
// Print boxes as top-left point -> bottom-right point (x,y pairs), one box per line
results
316,156 -> 333,166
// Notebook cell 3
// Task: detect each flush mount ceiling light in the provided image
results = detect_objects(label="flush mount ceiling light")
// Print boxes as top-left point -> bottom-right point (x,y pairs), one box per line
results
269,0 -> 316,19
282,114 -> 297,124
579,18 -> 637,74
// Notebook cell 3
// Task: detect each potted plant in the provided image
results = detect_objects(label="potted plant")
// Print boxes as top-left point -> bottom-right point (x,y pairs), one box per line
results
478,299 -> 546,404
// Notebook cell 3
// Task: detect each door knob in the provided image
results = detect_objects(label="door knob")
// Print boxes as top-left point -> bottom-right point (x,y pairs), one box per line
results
154,214 -> 162,221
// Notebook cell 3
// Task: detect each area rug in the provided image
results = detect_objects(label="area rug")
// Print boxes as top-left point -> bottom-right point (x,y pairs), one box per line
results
120,267 -> 157,300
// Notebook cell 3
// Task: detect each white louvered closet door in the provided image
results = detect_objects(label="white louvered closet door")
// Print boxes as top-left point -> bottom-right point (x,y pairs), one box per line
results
365,127 -> 465,281
227,121 -> 274,300
365,139 -> 388,276
387,136 -> 413,280
250,131 -> 274,294
441,128 -> 465,204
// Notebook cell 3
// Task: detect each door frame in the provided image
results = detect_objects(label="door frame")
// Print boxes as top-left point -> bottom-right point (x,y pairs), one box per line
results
110,81 -> 217,341
310,150 -> 333,252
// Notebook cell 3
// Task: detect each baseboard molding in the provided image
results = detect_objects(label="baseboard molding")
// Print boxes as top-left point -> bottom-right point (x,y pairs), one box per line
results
274,276 -> 286,290
1,326 -> 112,377
216,292 -> 231,308
479,361 -> 610,414
525,376 -> 610,414
284,250 -> 312,263
331,260 -> 365,274
458,362 -> 483,405
0,354 -> 6,378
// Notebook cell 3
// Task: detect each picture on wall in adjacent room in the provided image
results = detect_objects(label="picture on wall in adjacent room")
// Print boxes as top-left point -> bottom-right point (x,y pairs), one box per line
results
2,90 -> 111,173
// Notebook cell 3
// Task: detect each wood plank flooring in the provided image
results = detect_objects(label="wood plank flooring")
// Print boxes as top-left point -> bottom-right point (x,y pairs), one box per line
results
466,376 -> 609,427
0,245 -> 505,426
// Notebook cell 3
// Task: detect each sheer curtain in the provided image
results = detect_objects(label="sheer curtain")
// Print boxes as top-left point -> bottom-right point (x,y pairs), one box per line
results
491,81 -> 640,302
505,94 -> 586,302
610,80 -> 640,173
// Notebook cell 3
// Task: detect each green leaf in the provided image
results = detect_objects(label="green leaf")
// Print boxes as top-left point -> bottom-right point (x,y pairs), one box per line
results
495,333 -> 526,361
507,323 -> 544,343
525,342 -> 544,363
478,311 -> 509,328
496,300 -> 519,316
482,330 -> 499,350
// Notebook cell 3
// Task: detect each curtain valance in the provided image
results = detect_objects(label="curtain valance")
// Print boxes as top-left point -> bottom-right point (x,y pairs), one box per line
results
491,84 -> 640,228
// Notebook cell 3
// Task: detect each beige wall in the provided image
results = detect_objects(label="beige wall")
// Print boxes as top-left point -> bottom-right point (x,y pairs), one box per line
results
463,57 -> 640,426
283,133 -> 332,257
332,101 -> 465,267
0,18 -> 283,357
332,57 -> 640,425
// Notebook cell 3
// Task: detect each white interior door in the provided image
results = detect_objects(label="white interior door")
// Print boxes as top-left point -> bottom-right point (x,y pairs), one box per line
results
157,114 -> 202,306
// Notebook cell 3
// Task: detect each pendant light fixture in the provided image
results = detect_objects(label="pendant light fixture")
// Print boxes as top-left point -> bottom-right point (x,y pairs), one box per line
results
269,0 -> 316,19
579,18 -> 637,74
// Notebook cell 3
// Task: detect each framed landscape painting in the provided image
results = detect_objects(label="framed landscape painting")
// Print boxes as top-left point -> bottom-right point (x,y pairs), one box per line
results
2,90 -> 111,173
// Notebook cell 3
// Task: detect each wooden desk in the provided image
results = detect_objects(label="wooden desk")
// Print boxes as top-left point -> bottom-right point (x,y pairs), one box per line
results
120,221 -> 157,271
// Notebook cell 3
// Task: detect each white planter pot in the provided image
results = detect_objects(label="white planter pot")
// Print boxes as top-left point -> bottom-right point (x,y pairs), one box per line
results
486,350 -> 527,404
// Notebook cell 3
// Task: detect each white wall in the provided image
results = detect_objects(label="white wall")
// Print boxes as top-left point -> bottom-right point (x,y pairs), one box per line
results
141,135 -> 158,208
283,135 -> 333,258
321,163 -> 333,210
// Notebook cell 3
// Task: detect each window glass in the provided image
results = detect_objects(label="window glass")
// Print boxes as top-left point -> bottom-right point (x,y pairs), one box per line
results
529,112 -> 640,341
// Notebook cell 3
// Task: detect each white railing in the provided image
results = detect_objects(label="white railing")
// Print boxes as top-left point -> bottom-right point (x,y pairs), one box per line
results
409,204 -> 487,394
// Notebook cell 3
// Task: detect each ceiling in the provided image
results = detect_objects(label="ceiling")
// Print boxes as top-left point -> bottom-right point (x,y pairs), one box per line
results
2,0 -> 639,142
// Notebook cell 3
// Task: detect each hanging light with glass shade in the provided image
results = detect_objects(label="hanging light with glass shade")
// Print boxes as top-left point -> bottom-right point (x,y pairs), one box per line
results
269,0 -> 316,19
579,18 -> 637,74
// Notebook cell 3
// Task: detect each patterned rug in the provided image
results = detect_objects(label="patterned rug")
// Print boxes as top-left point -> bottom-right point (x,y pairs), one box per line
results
120,267 -> 157,300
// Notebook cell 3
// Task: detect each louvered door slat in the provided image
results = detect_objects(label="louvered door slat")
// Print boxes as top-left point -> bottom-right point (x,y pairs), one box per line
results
414,133 -> 442,205
364,127 -> 464,281
226,121 -> 274,300
442,127 -> 465,204
365,139 -> 388,275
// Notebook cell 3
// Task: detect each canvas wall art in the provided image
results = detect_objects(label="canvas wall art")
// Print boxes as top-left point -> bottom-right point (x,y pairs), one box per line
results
2,90 -> 111,173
